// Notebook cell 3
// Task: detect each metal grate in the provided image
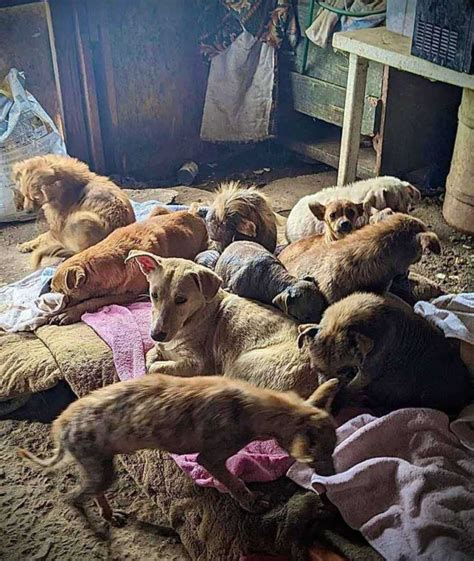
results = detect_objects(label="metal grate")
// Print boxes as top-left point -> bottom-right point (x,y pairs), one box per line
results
414,20 -> 459,64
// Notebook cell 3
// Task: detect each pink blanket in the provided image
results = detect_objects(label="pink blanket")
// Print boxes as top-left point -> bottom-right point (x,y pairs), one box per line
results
288,408 -> 474,561
82,302 -> 154,380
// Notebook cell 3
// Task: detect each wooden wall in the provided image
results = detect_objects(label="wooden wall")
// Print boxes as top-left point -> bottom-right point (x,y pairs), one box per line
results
1,0 -> 208,180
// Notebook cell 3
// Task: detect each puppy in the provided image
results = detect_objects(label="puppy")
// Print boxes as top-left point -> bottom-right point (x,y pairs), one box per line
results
297,293 -> 472,414
18,376 -> 339,525
279,214 -> 441,304
13,155 -> 135,268
286,176 -> 421,242
50,210 -> 208,325
206,181 -> 278,252
303,199 -> 366,242
125,253 -> 317,397
215,241 -> 326,323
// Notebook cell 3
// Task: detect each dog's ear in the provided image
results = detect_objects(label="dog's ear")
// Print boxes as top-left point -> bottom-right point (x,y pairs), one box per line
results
297,323 -> 319,349
308,201 -> 326,221
407,184 -> 421,203
190,269 -> 222,301
354,202 -> 365,217
362,191 -> 377,216
352,332 -> 374,357
125,250 -> 162,276
417,232 -> 441,255
36,165 -> 58,186
235,218 -> 257,238
289,434 -> 312,464
305,378 -> 339,411
272,291 -> 290,314
65,266 -> 86,291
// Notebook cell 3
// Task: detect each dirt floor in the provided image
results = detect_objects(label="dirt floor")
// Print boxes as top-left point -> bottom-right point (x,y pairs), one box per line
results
0,162 -> 472,561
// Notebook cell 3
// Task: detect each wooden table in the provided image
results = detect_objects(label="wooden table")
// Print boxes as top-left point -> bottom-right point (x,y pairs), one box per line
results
332,27 -> 474,232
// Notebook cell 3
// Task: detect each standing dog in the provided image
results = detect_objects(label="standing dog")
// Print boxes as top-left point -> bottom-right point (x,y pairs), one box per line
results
206,181 -> 278,252
125,253 -> 318,397
18,376 -> 338,525
297,293 -> 471,414
215,241 -> 326,322
50,210 -> 208,324
279,214 -> 441,304
286,176 -> 421,242
13,155 -> 135,268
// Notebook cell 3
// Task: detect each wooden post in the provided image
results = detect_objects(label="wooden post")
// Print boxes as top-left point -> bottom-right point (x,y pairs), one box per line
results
337,53 -> 368,185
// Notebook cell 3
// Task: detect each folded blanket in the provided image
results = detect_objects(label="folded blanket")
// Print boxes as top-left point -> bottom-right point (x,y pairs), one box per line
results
288,408 -> 474,561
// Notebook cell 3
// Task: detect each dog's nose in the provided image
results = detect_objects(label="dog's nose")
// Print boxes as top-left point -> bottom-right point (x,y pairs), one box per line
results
338,220 -> 352,233
151,330 -> 167,342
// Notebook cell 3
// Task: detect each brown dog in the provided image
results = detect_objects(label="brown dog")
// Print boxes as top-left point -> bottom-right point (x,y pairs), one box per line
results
49,209 -> 208,324
18,376 -> 338,527
304,199 -> 366,242
279,214 -> 441,304
13,155 -> 135,268
206,181 -> 278,252
297,293 -> 471,414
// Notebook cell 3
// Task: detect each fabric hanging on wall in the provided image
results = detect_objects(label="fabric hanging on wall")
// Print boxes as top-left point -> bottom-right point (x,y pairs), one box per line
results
199,0 -> 297,143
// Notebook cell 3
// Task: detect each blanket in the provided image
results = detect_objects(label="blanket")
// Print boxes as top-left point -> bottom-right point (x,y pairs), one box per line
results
288,408 -> 474,561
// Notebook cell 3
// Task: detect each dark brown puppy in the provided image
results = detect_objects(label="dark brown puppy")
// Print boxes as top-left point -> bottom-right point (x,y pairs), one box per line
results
18,376 -> 338,528
279,214 -> 441,304
298,292 -> 472,414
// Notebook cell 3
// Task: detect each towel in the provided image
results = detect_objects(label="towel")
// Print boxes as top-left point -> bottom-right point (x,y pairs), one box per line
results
172,439 -> 294,492
288,408 -> 474,561
82,302 -> 154,381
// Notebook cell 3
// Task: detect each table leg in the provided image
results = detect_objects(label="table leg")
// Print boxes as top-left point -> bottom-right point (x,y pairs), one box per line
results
337,53 -> 369,186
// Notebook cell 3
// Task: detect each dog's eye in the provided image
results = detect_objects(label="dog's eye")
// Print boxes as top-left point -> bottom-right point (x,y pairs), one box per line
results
175,296 -> 187,305
151,292 -> 158,300
329,212 -> 336,221
346,209 -> 354,219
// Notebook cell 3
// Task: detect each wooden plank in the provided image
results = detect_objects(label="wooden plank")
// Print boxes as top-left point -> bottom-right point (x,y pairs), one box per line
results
281,72 -> 378,135
338,54 -> 369,185
333,27 -> 474,90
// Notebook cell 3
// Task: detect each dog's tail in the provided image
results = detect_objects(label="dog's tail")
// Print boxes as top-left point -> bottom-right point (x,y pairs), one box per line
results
17,445 -> 67,470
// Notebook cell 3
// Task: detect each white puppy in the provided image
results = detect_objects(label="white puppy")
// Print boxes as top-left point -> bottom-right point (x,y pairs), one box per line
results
286,176 -> 421,242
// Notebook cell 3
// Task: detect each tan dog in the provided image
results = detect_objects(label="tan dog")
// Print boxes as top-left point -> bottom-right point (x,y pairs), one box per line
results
125,253 -> 317,396
286,176 -> 421,242
50,209 -> 208,325
297,293 -> 471,414
308,199 -> 366,242
279,214 -> 441,304
18,376 -> 338,527
206,181 -> 278,252
13,155 -> 135,268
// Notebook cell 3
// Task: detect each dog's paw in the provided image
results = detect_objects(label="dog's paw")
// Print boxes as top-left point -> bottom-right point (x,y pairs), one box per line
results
18,241 -> 35,253
48,311 -> 81,326
109,509 -> 128,527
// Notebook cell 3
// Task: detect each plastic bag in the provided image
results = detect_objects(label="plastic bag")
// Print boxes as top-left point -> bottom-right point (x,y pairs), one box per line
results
0,68 -> 66,220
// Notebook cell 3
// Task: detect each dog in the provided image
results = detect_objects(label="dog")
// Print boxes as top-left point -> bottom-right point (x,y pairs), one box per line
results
206,181 -> 278,252
297,293 -> 472,414
286,176 -> 421,242
125,252 -> 318,397
12,155 -> 135,268
279,213 -> 441,304
49,209 -> 208,325
215,241 -> 326,323
18,376 -> 339,526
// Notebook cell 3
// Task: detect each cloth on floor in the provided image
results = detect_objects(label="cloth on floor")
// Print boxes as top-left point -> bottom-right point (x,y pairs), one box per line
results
415,293 -> 474,344
172,439 -> 294,492
0,267 -> 63,333
82,302 -> 154,381
287,408 -> 474,561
